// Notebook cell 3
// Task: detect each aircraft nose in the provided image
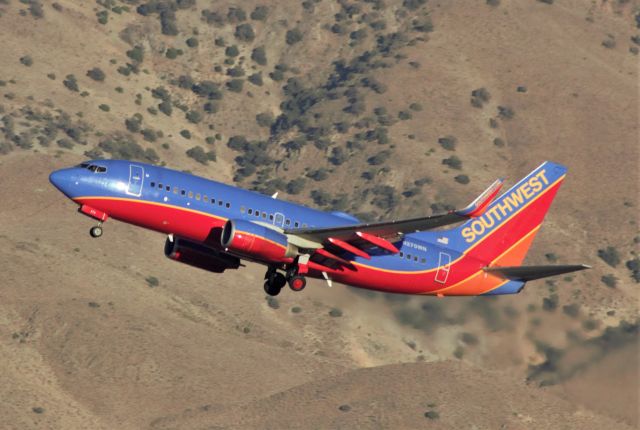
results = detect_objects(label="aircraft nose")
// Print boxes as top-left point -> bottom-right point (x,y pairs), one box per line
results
49,168 -> 74,195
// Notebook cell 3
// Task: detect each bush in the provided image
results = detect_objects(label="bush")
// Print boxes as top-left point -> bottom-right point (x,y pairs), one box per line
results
180,129 -> 191,139
597,246 -> 620,267
186,146 -> 216,165
98,104 -> 110,112
145,276 -> 159,287
329,146 -> 347,165
251,46 -> 267,65
329,307 -> 343,317
235,23 -> 255,42
442,155 -> 462,170
493,137 -> 505,147
126,46 -> 144,63
158,100 -> 172,116
97,10 -> 108,24
226,79 -> 244,93
186,110 -> 203,124
498,105 -> 515,119
471,87 -> 491,108
367,150 -> 390,166
626,258 -> 640,282
307,169 -> 329,181
227,7 -> 246,23
454,174 -> 469,184
225,45 -> 239,57
165,47 -> 184,59
251,5 -> 268,21
438,135 -> 456,151
246,72 -> 262,86
186,37 -> 198,48
86,67 -> 105,82
19,55 -> 33,67
63,74 -> 79,92
227,66 -> 244,77
424,411 -> 439,420
562,303 -> 580,318
286,29 -> 303,45
286,178 -> 306,195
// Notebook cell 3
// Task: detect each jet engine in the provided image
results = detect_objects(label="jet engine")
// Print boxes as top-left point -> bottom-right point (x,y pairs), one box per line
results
221,219 -> 297,262
164,236 -> 240,273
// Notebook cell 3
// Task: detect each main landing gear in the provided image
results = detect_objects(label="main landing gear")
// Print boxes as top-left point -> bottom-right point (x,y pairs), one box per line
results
263,265 -> 307,296
89,223 -> 103,238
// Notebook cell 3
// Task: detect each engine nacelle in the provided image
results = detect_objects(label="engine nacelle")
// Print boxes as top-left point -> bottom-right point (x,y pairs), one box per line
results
221,219 -> 297,262
164,236 -> 240,273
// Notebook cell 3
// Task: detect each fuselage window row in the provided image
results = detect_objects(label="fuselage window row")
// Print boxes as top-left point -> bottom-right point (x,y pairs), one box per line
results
398,251 -> 427,265
149,180 -> 230,208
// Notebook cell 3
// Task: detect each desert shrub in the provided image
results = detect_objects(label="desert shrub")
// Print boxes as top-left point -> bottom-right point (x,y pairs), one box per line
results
286,29 -> 303,45
367,150 -> 390,165
493,137 -> 505,147
454,174 -> 469,184
471,87 -> 491,107
329,146 -> 347,165
227,6 -> 246,23
160,10 -> 179,36
398,110 -> 412,120
99,135 -> 157,162
442,155 -> 462,170
625,258 -> 640,282
350,28 -> 367,42
225,45 -> 239,57
19,55 -> 33,67
141,128 -> 157,142
186,145 -> 216,164
32,407 -> 45,414
185,110 -> 202,124
486,0 -> 500,5
201,10 -> 225,26
438,135 -> 456,151
256,112 -> 274,127
97,10 -> 108,24
338,404 -> 351,412
460,332 -> 479,345
286,178 -> 306,195
266,296 -> 279,309
158,100 -> 172,116
180,129 -> 191,139
251,46 -> 267,65
63,74 -> 79,92
329,307 -> 343,317
98,104 -> 110,112
542,294 -> 559,312
165,47 -> 184,59
250,5 -> 268,21
234,23 -> 255,42
86,67 -> 105,81
186,37 -> 198,48
203,101 -> 219,114
227,66 -> 244,77
145,276 -> 159,287
412,16 -> 433,32
562,303 -> 580,317
307,168 -> 329,181
424,411 -> 439,420
124,115 -> 141,133
409,102 -> 423,111
498,105 -> 515,119
47,73 -> 56,80
598,246 -> 620,267
248,72 -> 263,86
126,46 -> 144,63
226,79 -> 244,92
192,80 -> 223,99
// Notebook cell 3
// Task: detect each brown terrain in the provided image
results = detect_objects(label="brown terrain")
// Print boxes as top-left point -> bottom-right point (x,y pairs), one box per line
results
0,0 -> 638,429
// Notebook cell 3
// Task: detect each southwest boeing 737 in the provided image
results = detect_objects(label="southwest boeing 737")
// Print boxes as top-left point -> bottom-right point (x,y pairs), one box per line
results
49,160 -> 588,296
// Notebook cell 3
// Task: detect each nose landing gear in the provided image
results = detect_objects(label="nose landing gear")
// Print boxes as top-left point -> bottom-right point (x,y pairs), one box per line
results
89,224 -> 103,238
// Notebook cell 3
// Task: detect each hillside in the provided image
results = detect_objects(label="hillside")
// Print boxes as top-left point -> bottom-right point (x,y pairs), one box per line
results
0,0 -> 638,429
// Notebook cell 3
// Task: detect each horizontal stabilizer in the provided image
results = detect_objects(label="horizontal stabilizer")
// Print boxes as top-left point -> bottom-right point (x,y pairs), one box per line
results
484,264 -> 590,281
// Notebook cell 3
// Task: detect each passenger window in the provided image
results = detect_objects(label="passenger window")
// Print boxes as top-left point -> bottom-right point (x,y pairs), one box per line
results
255,211 -> 260,217
406,254 -> 411,260
150,182 -> 156,187
196,194 -> 201,200
421,257 -> 426,263
96,166 -> 107,173
173,187 -> 178,194
226,203 -> 230,208
211,198 -> 216,204
399,252 -> 404,258
269,214 -> 274,221
158,183 -> 163,189
204,195 -> 208,202
414,256 -> 418,262
88,165 -> 98,172
248,209 -> 253,215
188,191 -> 193,198
166,185 -> 170,191
294,221 -> 299,228
241,206 -> 246,213
285,219 -> 291,226
262,212 -> 267,219
218,201 -> 223,206
181,189 -> 186,196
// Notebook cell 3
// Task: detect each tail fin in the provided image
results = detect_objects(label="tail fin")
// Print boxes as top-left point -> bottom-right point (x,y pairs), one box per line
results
447,161 -> 567,265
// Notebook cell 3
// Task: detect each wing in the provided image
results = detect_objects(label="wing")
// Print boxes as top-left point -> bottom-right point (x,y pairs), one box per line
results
286,178 -> 504,267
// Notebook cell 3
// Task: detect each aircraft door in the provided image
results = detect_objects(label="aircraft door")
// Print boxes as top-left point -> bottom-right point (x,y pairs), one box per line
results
127,164 -> 144,197
273,212 -> 285,228
435,252 -> 451,284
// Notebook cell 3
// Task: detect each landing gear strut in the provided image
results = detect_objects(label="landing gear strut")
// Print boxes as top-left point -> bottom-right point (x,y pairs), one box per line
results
264,266 -> 286,296
89,224 -> 103,238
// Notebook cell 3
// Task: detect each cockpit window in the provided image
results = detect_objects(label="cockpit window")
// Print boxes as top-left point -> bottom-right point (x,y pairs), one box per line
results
77,163 -> 106,173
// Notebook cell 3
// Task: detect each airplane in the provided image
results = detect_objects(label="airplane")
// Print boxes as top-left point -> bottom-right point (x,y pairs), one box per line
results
49,160 -> 589,296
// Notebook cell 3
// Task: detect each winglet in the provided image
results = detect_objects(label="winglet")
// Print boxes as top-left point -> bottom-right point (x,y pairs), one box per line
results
455,178 -> 504,218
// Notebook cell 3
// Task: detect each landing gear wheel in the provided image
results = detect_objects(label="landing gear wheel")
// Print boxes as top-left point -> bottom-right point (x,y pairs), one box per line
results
288,275 -> 307,292
89,226 -> 103,238
264,269 -> 286,296
264,280 -> 282,296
